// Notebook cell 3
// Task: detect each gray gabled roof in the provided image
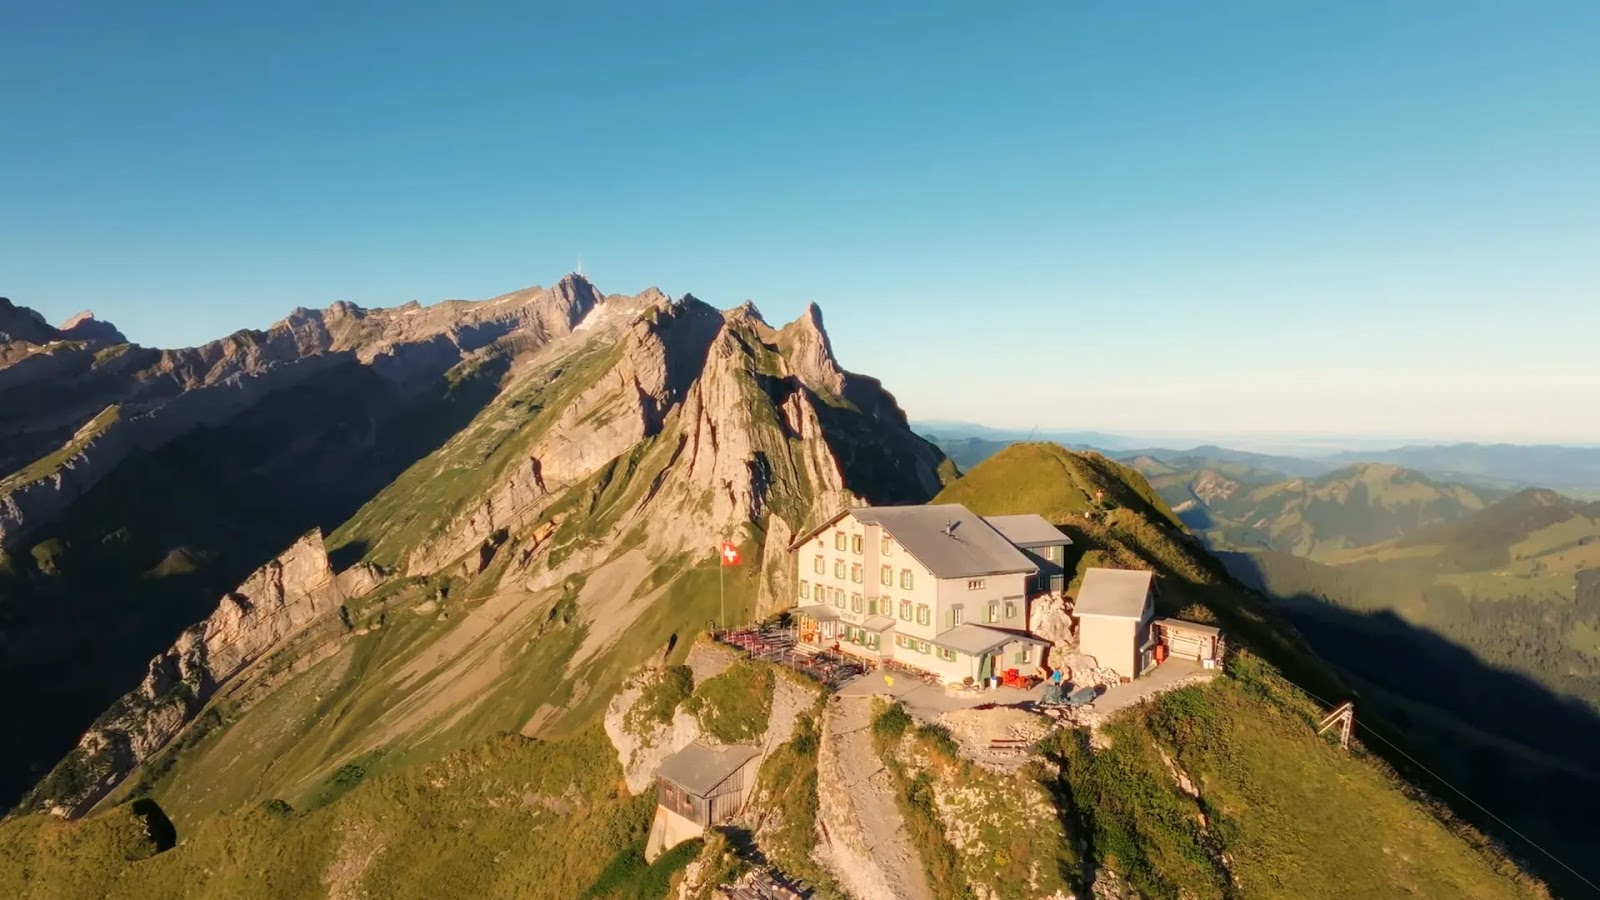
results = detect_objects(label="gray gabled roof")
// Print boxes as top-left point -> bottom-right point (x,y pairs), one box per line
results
656,741 -> 761,797
854,504 -> 1036,579
1073,568 -> 1154,618
981,514 -> 1073,549
933,623 -> 1052,656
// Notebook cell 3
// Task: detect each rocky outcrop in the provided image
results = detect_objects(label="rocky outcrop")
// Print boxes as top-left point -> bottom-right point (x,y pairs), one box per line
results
335,561 -> 387,599
603,670 -> 705,795
1190,470 -> 1240,505
26,530 -> 347,817
1032,593 -> 1078,656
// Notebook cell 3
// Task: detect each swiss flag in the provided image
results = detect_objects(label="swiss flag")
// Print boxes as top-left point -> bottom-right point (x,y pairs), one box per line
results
719,541 -> 741,567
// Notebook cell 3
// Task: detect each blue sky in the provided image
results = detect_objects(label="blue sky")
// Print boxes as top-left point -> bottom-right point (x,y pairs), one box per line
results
4,2 -> 1598,443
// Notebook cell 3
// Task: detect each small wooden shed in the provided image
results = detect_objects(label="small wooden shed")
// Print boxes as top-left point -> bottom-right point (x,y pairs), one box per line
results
656,741 -> 762,828
1152,617 -> 1224,666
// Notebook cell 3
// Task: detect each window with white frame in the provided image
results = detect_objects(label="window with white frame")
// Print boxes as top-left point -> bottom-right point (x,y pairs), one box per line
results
951,605 -> 964,626
835,531 -> 846,551
901,569 -> 914,590
835,559 -> 846,579
937,647 -> 956,662
851,563 -> 862,583
851,593 -> 862,613
967,578 -> 986,590
1005,601 -> 1018,619
852,534 -> 863,554
1015,646 -> 1033,664
917,640 -> 930,654
881,565 -> 893,586
899,600 -> 912,621
881,535 -> 893,556
986,601 -> 999,623
799,582 -> 810,600
814,555 -> 824,575
916,604 -> 930,626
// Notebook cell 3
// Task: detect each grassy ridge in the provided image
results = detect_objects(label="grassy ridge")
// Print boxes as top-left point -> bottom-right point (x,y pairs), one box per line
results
1046,662 -> 1542,899
3,730 -> 670,900
935,441 -> 1182,530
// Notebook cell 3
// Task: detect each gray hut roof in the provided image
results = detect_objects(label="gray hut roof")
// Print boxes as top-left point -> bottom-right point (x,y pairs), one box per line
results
1073,568 -> 1154,618
656,741 -> 761,797
981,514 -> 1073,549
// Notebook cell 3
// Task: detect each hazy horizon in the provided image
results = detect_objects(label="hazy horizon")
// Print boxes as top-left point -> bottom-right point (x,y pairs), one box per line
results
906,419 -> 1600,455
5,3 -> 1598,443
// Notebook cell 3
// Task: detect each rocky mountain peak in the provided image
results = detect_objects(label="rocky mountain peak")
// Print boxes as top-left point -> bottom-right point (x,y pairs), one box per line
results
731,299 -> 766,323
0,297 -> 60,346
778,302 -> 846,396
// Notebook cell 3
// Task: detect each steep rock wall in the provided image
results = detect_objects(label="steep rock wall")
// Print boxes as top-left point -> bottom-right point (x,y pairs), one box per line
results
27,530 -> 346,817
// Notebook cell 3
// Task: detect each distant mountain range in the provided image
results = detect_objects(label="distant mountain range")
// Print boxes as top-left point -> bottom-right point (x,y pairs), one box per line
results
1141,462 -> 1495,560
917,423 -> 1600,496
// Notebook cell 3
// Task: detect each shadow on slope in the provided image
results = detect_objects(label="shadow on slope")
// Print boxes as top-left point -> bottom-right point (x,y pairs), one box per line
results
0,358 -> 508,812
1221,552 -> 1600,896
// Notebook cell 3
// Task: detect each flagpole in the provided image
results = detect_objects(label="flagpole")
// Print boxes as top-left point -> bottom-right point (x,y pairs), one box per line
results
718,543 -> 725,635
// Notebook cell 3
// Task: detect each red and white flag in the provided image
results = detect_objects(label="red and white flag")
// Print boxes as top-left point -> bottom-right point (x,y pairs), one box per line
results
719,541 -> 741,567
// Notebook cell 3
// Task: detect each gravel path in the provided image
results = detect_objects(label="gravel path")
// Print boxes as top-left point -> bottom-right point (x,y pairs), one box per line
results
816,696 -> 933,900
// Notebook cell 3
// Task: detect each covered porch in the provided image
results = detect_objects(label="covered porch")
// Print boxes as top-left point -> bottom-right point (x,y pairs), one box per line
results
835,614 -> 895,663
792,604 -> 843,647
931,624 -> 1054,687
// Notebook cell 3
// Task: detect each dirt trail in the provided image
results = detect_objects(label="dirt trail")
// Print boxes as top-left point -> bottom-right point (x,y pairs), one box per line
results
816,696 -> 933,900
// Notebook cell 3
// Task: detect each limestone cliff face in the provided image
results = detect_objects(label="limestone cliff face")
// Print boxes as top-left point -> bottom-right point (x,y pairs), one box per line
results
781,303 -> 848,397
26,530 -> 345,817
394,293 -> 943,621
0,277 -> 602,549
403,291 -> 723,575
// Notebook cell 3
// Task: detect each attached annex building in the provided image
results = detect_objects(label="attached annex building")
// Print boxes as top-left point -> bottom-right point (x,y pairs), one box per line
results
1071,568 -> 1225,680
1072,567 -> 1158,680
787,503 -> 1069,684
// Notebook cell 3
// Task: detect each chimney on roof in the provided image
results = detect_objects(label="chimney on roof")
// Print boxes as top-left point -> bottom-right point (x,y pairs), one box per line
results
942,520 -> 959,537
